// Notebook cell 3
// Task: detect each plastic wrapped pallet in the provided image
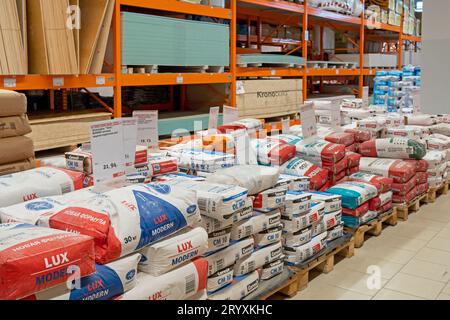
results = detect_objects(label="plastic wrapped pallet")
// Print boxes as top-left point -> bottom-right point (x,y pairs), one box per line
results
24,254 -> 141,300
284,232 -> 328,265
208,271 -> 260,300
206,165 -> 280,195
281,158 -> 329,190
37,183 -> 201,264
230,210 -> 281,241
359,138 -> 427,160
138,227 -> 208,276
118,259 -> 208,300
326,181 -> 378,210
234,242 -> 282,276
0,223 -> 96,300
359,158 -> 416,184
205,238 -> 254,276
0,167 -> 84,207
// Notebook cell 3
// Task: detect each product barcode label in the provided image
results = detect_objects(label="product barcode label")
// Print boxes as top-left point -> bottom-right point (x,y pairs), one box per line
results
216,258 -> 225,271
60,182 -> 73,194
197,197 -> 208,211
185,274 -> 196,294
243,225 -> 253,237
248,260 -> 256,272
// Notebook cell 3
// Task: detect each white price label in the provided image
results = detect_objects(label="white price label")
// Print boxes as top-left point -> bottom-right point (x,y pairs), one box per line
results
411,90 -> 421,114
90,120 -> 126,188
300,102 -> 317,139
336,69 -> 340,75
271,69 -> 276,76
223,105 -> 239,125
234,129 -> 248,165
236,81 -> 245,94
133,110 -> 159,150
176,76 -> 184,84
209,107 -> 220,130
96,76 -> 106,85
4,78 -> 16,88
282,119 -> 290,134
363,86 -> 369,108
121,118 -> 138,173
330,103 -> 341,130
53,77 -> 64,87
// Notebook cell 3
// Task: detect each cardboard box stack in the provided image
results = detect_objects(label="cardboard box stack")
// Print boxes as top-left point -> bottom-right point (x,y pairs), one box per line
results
0,90 -> 35,176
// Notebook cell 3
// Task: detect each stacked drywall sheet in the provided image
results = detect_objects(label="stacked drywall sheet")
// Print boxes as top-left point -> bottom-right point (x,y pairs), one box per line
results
237,54 -> 305,67
122,12 -> 230,68
331,54 -> 397,68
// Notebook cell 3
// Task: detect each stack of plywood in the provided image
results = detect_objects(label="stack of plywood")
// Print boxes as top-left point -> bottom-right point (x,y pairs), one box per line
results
26,0 -> 115,75
0,0 -> 28,75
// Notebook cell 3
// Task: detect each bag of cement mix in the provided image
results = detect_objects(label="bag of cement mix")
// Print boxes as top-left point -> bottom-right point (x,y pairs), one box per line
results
24,254 -> 141,300
404,160 -> 429,172
359,138 -> 427,160
423,150 -> 447,170
392,177 -> 417,195
253,187 -> 286,212
430,123 -> 450,136
0,114 -> 32,139
307,192 -> 341,214
283,191 -> 311,216
37,183 -> 201,264
281,201 -> 325,232
0,223 -> 96,300
384,127 -> 424,141
296,140 -> 346,165
206,227 -> 232,254
328,169 -> 347,186
345,128 -> 373,143
281,158 -> 329,190
324,210 -> 342,230
166,149 -> 235,173
118,258 -> 208,300
0,90 -> 27,117
275,174 -> 310,192
0,136 -> 34,166
254,225 -> 283,248
347,152 -> 362,168
0,157 -> 36,176
349,172 -> 393,193
342,201 -> 369,217
322,156 -> 348,174
250,139 -> 296,166
206,165 -> 280,195
418,182 -> 429,195
379,191 -> 393,206
368,196 -> 382,211
205,238 -> 254,276
230,210 -> 281,241
392,187 -> 417,203
327,224 -> 344,242
208,270 -> 260,300
284,232 -> 328,265
234,242 -> 283,276
428,176 -> 444,188
406,114 -> 437,126
359,158 -> 417,184
426,134 -> 450,151
0,167 -> 84,207
282,227 -> 312,247
154,172 -> 205,183
324,131 -> 355,147
164,180 -> 249,221
311,220 -> 328,238
138,227 -> 208,276
207,267 -> 234,294
260,259 -> 284,281
326,181 -> 378,210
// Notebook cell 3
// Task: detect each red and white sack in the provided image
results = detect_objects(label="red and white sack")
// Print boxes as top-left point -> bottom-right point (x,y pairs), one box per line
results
324,132 -> 355,146
281,158 -> 329,190
379,201 -> 393,214
393,187 -> 417,203
368,197 -> 382,211
416,172 -> 429,185
323,156 -> 348,174
426,134 -> 450,151
379,191 -> 393,206
404,160 -> 429,172
347,152 -> 362,168
250,139 -> 296,166
345,129 -> 372,143
296,140 -> 346,165
0,223 -> 95,300
359,138 -> 427,160
392,177 -> 417,196
359,158 -> 416,184
406,114 -> 437,126
345,144 -> 358,153
418,182 -> 429,195
328,170 -> 347,186
342,202 -> 369,217
347,166 -> 359,176
384,127 -> 424,141
38,184 -> 201,264
0,167 -> 84,207
118,258 -> 208,300
253,188 -> 287,212
138,227 -> 208,276
430,123 -> 450,136
349,172 -> 393,192
423,151 -> 447,170
147,156 -> 179,176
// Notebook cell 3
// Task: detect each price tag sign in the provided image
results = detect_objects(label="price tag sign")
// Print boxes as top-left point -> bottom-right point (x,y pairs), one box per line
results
96,76 -> 106,86
363,86 -> 369,108
282,119 -> 290,134
176,76 -> 184,84
120,118 -> 138,174
209,107 -> 220,130
234,129 -> 248,165
411,90 -> 421,114
236,81 -> 245,94
300,102 -> 317,139
90,120 -> 126,188
223,105 -> 239,125
4,78 -> 16,88
330,103 -> 341,130
53,77 -> 64,87
133,111 -> 159,150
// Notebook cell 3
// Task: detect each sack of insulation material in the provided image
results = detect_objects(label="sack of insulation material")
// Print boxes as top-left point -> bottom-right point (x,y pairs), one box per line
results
284,232 -> 328,265
281,158 -> 329,190
296,140 -> 346,165
166,149 -> 235,173
359,138 -> 427,160
234,242 -> 283,276
118,258 -> 208,300
359,158 -> 416,184
326,181 -> 378,210
208,271 -> 260,300
162,179 -> 249,221
0,167 -> 84,207
0,223 -> 96,300
23,254 -> 141,300
0,187 -> 101,224
250,139 -> 296,166
36,183 -> 201,264
206,165 -> 280,195
138,227 -> 208,276
349,172 -> 393,193
230,210 -> 281,241
205,238 -> 254,276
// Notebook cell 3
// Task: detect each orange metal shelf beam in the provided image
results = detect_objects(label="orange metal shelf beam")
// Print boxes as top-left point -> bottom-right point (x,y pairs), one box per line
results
236,67 -> 304,77
307,69 -> 360,77
237,34 -> 301,46
120,0 -> 233,19
122,73 -> 233,87
308,7 -> 361,25
0,74 -> 115,90
365,20 -> 401,33
238,0 -> 304,14
403,34 -> 422,42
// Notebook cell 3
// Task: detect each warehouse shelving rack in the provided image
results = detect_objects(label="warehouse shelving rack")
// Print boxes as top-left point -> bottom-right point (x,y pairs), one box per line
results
0,0 -> 422,118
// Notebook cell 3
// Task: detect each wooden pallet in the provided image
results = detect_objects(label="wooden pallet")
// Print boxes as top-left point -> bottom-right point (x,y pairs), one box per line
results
291,235 -> 355,292
395,192 -> 428,221
123,65 -> 224,74
426,181 -> 449,203
344,208 -> 397,249
307,61 -> 358,69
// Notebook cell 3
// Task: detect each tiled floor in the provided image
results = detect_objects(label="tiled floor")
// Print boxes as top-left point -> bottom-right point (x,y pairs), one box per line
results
289,196 -> 450,300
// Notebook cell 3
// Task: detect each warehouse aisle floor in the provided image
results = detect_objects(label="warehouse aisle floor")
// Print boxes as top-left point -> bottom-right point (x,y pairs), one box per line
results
289,196 -> 450,300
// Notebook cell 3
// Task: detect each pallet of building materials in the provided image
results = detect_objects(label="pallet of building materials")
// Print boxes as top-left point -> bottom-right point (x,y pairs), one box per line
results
395,192 -> 428,221
123,65 -> 224,74
426,181 -> 449,203
344,209 -> 397,249
243,269 -> 298,300
290,234 -> 355,292
330,54 -> 397,68
307,61 -> 358,69
237,54 -> 305,68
